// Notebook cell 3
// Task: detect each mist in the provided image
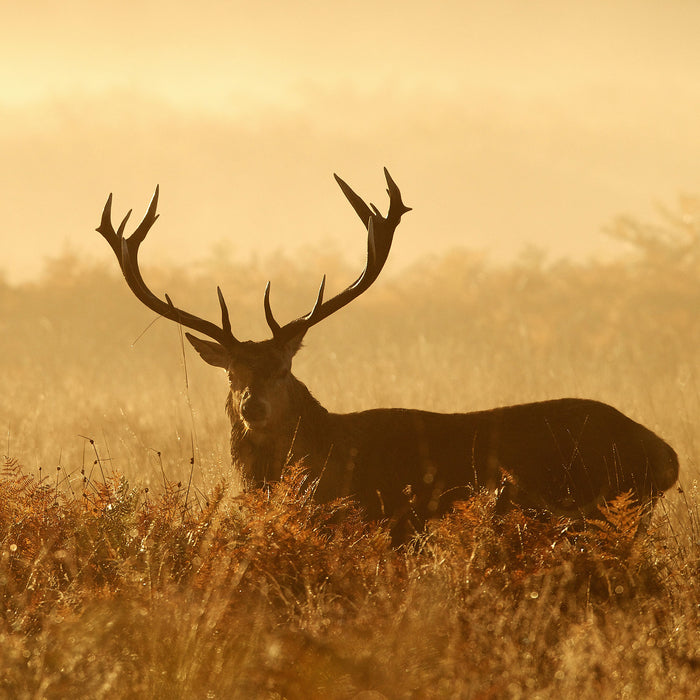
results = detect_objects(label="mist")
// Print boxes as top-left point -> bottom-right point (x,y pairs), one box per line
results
2,1 -> 700,283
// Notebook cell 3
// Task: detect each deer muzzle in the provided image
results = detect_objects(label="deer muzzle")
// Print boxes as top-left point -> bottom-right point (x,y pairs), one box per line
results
239,390 -> 271,429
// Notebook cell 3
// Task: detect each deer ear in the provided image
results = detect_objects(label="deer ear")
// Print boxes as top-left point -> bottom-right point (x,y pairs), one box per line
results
282,330 -> 306,360
185,333 -> 230,369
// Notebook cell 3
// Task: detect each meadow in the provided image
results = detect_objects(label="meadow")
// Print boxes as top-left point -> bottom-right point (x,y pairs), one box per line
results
1,201 -> 699,698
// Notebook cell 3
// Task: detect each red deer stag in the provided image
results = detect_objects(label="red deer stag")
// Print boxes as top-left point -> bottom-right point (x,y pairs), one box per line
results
97,169 -> 678,541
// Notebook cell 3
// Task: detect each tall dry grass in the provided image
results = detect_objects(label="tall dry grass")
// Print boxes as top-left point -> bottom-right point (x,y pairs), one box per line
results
1,197 -> 699,697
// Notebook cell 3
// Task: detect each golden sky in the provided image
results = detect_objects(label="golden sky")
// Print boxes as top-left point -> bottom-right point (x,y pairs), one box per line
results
2,0 -> 700,282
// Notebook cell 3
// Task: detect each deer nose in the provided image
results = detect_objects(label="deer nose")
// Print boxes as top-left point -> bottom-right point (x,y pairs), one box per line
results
240,391 -> 270,425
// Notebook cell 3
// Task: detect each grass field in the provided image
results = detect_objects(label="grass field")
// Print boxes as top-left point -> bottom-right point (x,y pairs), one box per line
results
1,204 -> 699,697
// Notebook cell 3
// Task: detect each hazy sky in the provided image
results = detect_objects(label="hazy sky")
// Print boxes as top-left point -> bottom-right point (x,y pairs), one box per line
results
2,1 -> 700,282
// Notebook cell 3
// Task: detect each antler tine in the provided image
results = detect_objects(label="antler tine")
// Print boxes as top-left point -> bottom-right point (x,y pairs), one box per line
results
333,173 -> 373,228
309,275 -> 327,316
299,275 -> 328,326
267,169 -> 409,343
97,188 -> 240,349
366,215 -> 378,267
217,286 -> 233,337
129,185 -> 160,247
263,281 -> 282,336
383,167 -> 411,220
96,194 -> 124,259
116,210 -> 132,240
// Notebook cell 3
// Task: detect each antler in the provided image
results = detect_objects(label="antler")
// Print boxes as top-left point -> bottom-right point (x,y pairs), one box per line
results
96,187 -> 240,349
264,167 -> 411,342
97,169 -> 409,349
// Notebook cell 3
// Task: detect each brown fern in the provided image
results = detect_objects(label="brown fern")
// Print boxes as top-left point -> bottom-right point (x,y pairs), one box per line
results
587,489 -> 645,555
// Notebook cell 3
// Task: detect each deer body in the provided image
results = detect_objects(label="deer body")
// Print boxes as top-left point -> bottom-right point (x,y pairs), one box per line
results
226,378 -> 678,537
97,169 -> 679,540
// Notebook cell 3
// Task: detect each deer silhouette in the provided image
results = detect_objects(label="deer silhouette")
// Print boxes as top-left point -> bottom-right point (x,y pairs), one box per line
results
97,169 -> 678,541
